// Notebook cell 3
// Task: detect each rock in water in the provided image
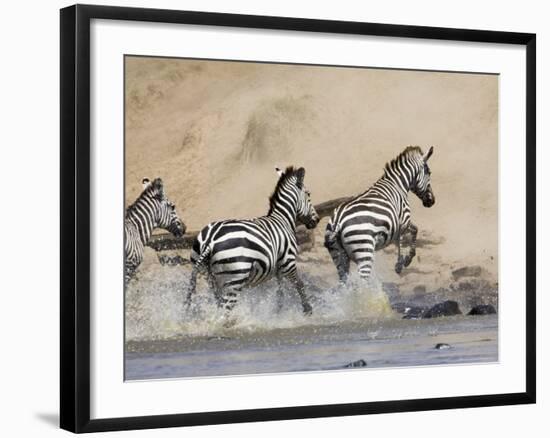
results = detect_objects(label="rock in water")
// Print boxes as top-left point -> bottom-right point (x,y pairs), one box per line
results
468,304 -> 497,315
345,359 -> 368,368
435,343 -> 451,350
402,306 -> 428,319
422,300 -> 462,318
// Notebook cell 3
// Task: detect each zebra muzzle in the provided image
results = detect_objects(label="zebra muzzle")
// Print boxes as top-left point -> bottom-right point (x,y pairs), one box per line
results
304,216 -> 320,229
422,192 -> 435,207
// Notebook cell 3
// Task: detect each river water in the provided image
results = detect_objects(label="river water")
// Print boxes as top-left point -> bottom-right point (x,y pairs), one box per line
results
125,262 -> 498,381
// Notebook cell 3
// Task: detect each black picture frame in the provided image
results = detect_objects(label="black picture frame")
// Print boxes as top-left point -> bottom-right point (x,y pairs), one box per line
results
60,4 -> 536,433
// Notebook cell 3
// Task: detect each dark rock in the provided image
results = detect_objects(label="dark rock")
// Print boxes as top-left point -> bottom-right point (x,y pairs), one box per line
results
451,265 -> 483,280
391,302 -> 410,313
147,232 -> 194,251
345,359 -> 367,368
402,306 -> 429,319
468,304 -> 497,315
314,196 -> 354,218
392,302 -> 431,319
451,278 -> 492,292
422,300 -> 462,318
435,343 -> 451,350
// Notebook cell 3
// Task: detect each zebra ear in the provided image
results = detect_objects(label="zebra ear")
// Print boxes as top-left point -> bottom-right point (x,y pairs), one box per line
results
142,178 -> 151,190
424,146 -> 434,162
296,167 -> 305,188
275,166 -> 283,177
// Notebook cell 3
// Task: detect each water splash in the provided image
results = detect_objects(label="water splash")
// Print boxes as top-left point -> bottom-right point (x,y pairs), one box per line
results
125,262 -> 396,342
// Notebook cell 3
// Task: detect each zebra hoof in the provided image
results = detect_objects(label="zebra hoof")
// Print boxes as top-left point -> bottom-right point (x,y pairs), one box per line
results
395,263 -> 404,274
302,302 -> 313,316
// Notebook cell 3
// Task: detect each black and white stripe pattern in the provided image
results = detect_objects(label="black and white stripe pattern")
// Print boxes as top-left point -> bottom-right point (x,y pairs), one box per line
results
125,177 -> 186,284
186,166 -> 320,315
324,146 -> 435,283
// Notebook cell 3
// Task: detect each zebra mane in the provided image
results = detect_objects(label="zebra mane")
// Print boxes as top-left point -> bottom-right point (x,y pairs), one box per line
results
384,146 -> 424,174
268,166 -> 303,215
125,178 -> 164,218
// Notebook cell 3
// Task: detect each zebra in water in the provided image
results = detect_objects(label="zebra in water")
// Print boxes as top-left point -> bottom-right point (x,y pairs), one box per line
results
186,166 -> 320,316
324,146 -> 435,284
125,177 -> 186,284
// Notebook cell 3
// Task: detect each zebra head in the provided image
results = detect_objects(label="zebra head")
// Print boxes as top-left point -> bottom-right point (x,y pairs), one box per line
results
274,166 -> 320,229
411,146 -> 435,208
147,178 -> 187,237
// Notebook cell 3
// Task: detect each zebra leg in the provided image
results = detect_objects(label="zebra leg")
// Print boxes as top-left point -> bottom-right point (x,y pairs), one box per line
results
219,287 -> 240,328
403,223 -> 418,268
395,231 -> 405,274
395,223 -> 418,273
217,276 -> 240,314
221,290 -> 239,312
184,267 -> 198,308
286,269 -> 312,316
275,275 -> 285,313
208,274 -> 224,308
353,244 -> 376,283
337,250 -> 351,284
124,262 -> 137,286
324,230 -> 350,284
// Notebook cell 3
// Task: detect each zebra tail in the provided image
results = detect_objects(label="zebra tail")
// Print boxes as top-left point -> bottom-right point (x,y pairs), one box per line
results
324,220 -> 340,249
194,245 -> 212,272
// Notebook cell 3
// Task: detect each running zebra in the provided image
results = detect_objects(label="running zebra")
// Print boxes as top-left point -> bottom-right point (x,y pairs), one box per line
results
125,177 -> 186,284
324,146 -> 435,284
186,166 -> 320,316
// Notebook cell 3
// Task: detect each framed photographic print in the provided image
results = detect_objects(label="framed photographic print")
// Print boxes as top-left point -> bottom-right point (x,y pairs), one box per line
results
60,4 -> 536,433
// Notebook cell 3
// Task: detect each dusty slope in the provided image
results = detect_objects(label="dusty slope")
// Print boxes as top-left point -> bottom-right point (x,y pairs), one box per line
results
125,56 -> 498,292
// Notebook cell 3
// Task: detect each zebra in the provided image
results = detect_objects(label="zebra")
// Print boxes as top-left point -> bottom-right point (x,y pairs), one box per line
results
324,146 -> 435,285
185,166 -> 320,317
125,177 -> 186,284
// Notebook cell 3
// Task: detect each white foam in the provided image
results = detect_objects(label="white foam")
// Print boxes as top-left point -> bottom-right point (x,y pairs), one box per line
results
125,261 -> 395,342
